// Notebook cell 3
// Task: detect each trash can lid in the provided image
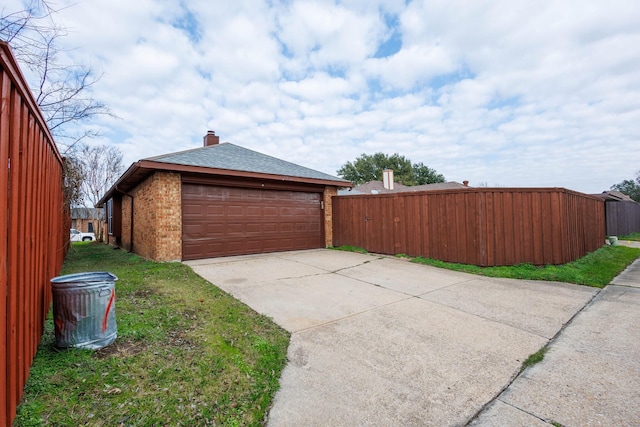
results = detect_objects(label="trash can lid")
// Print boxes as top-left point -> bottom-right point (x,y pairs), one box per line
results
51,272 -> 118,288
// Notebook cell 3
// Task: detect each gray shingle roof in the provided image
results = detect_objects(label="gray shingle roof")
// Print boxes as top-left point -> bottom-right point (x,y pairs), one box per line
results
71,207 -> 105,220
145,143 -> 349,184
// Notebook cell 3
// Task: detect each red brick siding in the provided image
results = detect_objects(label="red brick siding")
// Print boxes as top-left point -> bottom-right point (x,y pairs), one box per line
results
121,196 -> 132,252
129,172 -> 182,261
323,187 -> 338,247
71,218 -> 103,234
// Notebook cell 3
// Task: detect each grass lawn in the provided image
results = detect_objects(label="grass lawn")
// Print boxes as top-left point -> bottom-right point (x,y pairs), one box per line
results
413,245 -> 640,288
619,232 -> 640,241
15,243 -> 290,427
333,244 -> 640,288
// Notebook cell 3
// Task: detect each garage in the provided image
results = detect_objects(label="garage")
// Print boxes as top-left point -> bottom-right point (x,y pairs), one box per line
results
98,131 -> 350,262
182,184 -> 323,260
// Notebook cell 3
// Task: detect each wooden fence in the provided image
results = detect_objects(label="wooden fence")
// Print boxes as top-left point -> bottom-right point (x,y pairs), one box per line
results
605,201 -> 640,236
0,41 -> 67,425
333,188 -> 605,266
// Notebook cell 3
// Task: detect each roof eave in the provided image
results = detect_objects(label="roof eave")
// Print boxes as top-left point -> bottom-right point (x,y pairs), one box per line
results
139,160 -> 352,187
96,161 -> 148,207
97,160 -> 352,205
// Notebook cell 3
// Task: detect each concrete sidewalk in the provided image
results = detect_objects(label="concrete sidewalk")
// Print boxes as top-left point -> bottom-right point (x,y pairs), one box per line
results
472,245 -> 640,426
186,249 -> 600,426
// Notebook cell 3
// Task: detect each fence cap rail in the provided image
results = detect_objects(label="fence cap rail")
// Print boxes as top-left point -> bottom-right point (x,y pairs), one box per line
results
335,186 -> 605,201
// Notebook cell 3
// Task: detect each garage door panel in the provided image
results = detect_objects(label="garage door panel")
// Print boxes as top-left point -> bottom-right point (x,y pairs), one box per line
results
206,223 -> 225,234
183,203 -> 204,216
264,207 -> 278,216
182,184 -> 323,260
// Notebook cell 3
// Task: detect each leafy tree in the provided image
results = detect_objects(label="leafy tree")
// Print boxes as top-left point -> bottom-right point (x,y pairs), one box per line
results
337,153 -> 445,186
611,170 -> 640,202
62,156 -> 83,207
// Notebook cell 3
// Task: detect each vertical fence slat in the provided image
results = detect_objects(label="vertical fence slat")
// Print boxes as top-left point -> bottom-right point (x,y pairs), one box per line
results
0,59 -> 11,426
1,41 -> 67,426
7,81 -> 23,417
332,188 -> 605,267
606,201 -> 640,236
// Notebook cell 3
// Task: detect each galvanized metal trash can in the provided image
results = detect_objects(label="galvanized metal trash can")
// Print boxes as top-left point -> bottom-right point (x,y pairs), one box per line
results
50,272 -> 118,350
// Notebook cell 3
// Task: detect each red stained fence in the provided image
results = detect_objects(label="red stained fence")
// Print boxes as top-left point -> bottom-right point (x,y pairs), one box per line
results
333,188 -> 605,266
0,42 -> 67,425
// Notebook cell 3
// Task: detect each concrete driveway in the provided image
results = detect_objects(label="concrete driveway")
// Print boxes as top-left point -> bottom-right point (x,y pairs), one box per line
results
185,249 -> 598,426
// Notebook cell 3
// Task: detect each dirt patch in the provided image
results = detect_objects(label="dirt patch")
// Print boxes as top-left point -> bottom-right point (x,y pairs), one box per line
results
94,339 -> 146,359
131,288 -> 157,298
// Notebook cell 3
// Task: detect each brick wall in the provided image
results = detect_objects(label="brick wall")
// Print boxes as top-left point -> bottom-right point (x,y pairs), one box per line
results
121,196 -> 132,252
323,187 -> 338,247
129,171 -> 182,261
154,172 -> 182,261
72,218 -> 106,236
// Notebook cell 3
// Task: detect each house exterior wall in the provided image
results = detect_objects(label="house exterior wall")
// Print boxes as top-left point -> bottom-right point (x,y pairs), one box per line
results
107,171 -> 342,260
121,195 -> 133,252
72,217 -> 107,237
106,197 -> 122,246
323,187 -> 338,247
128,171 -> 182,261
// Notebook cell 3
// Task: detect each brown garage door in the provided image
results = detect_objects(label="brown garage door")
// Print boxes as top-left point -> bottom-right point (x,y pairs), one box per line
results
182,184 -> 323,260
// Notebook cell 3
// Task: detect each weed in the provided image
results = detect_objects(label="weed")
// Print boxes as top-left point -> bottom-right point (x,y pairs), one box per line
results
329,245 -> 368,254
520,347 -> 548,373
619,232 -> 640,241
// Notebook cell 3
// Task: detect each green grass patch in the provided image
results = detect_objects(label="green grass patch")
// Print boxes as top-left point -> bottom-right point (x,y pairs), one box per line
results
520,347 -> 548,373
329,245 -> 368,254
619,232 -> 640,241
411,245 -> 640,288
15,242 -> 290,426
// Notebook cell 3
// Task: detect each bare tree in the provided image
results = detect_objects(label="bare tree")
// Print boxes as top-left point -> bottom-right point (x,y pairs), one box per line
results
1,1 -> 110,153
78,144 -> 124,240
1,1 -> 112,210
80,144 -> 124,207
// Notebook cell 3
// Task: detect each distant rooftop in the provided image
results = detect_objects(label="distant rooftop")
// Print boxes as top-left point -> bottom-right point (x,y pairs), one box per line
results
71,207 -> 105,220
590,190 -> 637,202
339,180 -> 468,195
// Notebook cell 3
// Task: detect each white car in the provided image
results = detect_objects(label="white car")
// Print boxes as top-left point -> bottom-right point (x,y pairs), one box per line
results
70,228 -> 96,242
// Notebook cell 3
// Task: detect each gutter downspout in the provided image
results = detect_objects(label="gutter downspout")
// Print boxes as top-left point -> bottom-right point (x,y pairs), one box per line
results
129,194 -> 134,254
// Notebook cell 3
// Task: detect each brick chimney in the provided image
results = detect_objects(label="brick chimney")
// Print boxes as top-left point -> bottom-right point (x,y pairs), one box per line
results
203,130 -> 219,147
383,169 -> 394,190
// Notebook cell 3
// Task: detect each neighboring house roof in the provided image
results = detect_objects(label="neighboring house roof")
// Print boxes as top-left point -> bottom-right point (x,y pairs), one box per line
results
98,140 -> 351,206
338,181 -> 468,195
71,207 -> 105,220
590,191 -> 637,202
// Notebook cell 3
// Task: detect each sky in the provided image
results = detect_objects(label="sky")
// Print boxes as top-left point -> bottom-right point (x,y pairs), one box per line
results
5,0 -> 640,193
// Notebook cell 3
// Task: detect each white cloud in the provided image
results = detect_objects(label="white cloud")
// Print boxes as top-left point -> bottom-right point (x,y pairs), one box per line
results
3,0 -> 640,193
277,1 -> 384,68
